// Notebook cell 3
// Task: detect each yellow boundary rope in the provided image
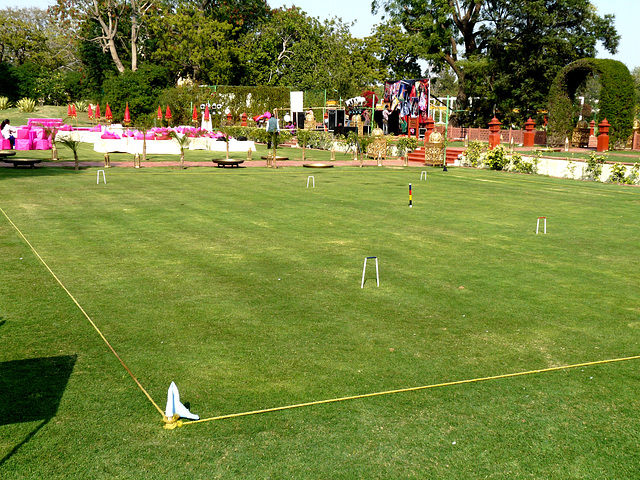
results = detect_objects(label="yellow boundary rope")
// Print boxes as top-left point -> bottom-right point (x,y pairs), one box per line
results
1,206 -> 165,418
3,205 -> 639,429
183,354 -> 640,427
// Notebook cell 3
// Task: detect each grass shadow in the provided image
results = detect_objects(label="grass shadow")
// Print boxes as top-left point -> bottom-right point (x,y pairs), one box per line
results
0,355 -> 77,467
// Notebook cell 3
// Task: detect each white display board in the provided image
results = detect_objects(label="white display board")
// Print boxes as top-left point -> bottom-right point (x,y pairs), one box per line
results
290,91 -> 304,112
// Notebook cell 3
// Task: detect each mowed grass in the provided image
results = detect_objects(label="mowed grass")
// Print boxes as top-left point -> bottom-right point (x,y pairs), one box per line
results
1,166 -> 640,479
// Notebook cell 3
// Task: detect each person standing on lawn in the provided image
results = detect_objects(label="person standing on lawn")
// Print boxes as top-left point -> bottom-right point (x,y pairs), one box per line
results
382,106 -> 390,135
266,110 -> 280,149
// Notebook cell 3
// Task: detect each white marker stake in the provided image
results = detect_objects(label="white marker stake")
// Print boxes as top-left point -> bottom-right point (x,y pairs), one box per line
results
97,170 -> 106,184
536,216 -> 547,234
361,256 -> 379,288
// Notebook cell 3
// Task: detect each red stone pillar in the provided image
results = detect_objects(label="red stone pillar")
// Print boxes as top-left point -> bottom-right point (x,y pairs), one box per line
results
226,112 -> 233,124
589,120 -> 595,137
241,113 -> 247,127
597,119 -> 610,152
423,116 -> 435,144
488,116 -> 502,149
523,117 -> 535,147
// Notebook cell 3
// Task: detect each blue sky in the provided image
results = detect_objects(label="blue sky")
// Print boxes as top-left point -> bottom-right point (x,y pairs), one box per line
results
7,0 -> 639,71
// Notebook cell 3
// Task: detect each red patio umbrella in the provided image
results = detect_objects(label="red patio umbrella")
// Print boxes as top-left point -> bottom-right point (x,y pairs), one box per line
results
67,104 -> 72,117
105,103 -> 113,123
95,103 -> 101,121
192,104 -> 198,122
87,104 -> 93,120
124,103 -> 131,125
165,105 -> 172,122
71,104 -> 77,118
157,105 -> 163,121
204,104 -> 210,121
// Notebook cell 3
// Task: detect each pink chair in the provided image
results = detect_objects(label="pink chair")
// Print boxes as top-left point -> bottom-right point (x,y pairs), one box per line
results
1,139 -> 11,149
34,139 -> 52,150
15,139 -> 32,150
17,128 -> 30,139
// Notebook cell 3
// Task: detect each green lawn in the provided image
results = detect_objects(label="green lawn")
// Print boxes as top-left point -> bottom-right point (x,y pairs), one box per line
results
1,166 -> 639,478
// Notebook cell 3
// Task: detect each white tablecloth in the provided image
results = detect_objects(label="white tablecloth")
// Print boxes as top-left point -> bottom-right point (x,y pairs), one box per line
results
189,138 -> 256,152
93,138 -> 256,155
93,139 -> 182,155
56,131 -> 104,143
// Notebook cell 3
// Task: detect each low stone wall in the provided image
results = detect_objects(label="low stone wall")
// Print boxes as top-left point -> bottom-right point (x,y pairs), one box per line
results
454,153 -> 639,183
528,155 -> 638,182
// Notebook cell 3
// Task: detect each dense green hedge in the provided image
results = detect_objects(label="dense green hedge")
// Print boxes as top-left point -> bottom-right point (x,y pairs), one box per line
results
158,85 -> 292,126
548,59 -> 634,148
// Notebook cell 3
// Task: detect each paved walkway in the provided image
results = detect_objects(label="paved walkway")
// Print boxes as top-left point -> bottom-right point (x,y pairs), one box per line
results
1,158 -> 422,169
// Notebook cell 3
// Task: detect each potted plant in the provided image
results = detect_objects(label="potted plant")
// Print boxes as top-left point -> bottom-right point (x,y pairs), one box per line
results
58,137 -> 82,170
169,130 -> 191,169
396,137 -> 417,166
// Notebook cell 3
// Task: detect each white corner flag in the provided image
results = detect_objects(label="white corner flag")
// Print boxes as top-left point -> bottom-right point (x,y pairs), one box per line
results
165,382 -> 199,420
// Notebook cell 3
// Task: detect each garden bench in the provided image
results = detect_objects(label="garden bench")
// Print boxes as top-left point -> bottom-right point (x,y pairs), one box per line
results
0,149 -> 16,160
212,159 -> 244,168
2,158 -> 42,169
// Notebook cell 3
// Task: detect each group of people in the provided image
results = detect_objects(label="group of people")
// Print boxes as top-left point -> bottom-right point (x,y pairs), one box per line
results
1,119 -> 16,149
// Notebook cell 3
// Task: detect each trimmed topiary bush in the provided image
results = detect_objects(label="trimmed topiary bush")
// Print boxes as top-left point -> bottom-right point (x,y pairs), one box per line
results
548,59 -> 634,148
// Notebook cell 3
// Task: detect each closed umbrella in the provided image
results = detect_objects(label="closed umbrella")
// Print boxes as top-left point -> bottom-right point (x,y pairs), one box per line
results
124,103 -> 131,125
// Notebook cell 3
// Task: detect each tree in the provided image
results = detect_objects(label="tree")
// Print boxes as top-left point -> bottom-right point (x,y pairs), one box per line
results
238,8 -> 320,87
199,0 -> 270,34
633,66 -> 640,118
102,63 -> 172,122
148,7 -> 235,85
0,7 -> 78,72
0,9 -> 48,66
368,22 -> 424,80
373,0 -> 483,109
0,7 -> 86,102
51,0 -> 151,73
482,0 -> 620,126
238,7 -> 382,98
430,67 -> 458,97
374,0 -> 619,125
76,19 -> 119,97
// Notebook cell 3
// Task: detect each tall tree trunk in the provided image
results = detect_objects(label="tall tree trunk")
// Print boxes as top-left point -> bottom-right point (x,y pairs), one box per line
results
143,136 -> 147,162
129,1 -> 151,72
106,38 -> 125,73
131,13 -> 138,72
92,0 -> 125,73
